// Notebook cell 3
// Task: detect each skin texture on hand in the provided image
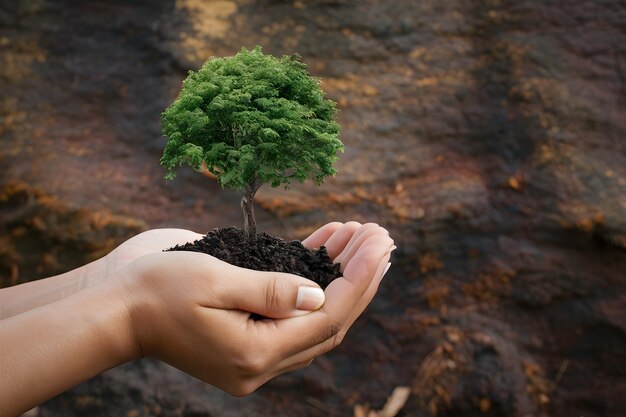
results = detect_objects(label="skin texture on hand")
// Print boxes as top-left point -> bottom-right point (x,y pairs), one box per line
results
0,222 -> 394,416
120,221 -> 393,395
0,279 -> 135,417
0,229 -> 202,318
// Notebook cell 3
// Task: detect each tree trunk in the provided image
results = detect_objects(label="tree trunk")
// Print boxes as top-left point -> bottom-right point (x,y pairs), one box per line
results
241,182 -> 259,240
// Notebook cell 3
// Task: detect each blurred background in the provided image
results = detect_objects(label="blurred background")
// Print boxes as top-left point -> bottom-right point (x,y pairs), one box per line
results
1,0 -> 625,416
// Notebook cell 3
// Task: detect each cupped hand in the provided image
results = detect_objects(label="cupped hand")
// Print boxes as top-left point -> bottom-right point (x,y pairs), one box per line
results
76,229 -> 204,290
117,222 -> 394,396
103,228 -> 203,275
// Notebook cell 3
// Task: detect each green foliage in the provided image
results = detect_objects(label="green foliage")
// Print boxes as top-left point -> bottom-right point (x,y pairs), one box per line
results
160,46 -> 343,191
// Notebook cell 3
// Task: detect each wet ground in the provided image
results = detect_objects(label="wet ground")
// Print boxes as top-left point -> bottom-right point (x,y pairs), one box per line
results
1,0 -> 625,416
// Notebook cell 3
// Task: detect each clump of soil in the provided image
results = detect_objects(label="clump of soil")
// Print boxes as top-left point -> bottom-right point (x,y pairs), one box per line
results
166,227 -> 342,289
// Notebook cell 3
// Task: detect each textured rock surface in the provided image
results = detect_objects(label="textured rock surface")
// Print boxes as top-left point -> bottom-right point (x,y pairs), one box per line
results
1,0 -> 625,416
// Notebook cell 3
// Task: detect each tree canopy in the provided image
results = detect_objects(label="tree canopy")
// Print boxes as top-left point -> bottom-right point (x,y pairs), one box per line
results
160,46 -> 343,192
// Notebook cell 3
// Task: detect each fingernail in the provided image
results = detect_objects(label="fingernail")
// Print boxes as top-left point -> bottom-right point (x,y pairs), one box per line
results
385,245 -> 397,256
296,286 -> 325,311
382,262 -> 392,279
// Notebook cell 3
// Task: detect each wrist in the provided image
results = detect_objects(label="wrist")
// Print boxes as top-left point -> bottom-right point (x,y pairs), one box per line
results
111,264 -> 159,361
92,276 -> 144,364
0,278 -> 138,415
0,257 -> 109,319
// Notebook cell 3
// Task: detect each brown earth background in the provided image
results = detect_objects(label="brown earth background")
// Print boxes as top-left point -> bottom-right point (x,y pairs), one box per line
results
1,0 -> 625,416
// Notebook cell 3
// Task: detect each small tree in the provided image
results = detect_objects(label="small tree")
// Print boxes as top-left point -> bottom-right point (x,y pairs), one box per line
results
160,46 -> 343,239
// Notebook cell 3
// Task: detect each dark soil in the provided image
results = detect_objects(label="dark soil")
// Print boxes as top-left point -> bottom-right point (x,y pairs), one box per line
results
166,227 -> 341,290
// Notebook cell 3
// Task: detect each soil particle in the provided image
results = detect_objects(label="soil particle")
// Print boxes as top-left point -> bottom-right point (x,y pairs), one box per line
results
166,226 -> 341,289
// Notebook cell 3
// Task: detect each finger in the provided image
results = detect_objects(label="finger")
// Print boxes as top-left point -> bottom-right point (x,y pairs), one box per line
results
321,221 -> 362,259
110,229 -> 205,270
263,241 -> 390,357
338,251 -> 392,331
335,236 -> 394,333
150,228 -> 205,245
301,222 -> 343,248
273,252 -> 391,369
211,266 -> 326,319
131,228 -> 204,248
333,222 -> 385,254
335,226 -> 392,272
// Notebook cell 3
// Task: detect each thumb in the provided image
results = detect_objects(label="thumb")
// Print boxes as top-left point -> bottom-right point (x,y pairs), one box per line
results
224,269 -> 326,319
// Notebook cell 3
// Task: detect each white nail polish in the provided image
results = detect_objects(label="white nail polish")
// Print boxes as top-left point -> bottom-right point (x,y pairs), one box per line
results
382,262 -> 392,279
296,287 -> 325,311
386,245 -> 397,255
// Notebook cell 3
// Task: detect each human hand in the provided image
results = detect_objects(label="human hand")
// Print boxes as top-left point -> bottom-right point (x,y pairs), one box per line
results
117,222 -> 393,395
0,229 -> 203,320
92,228 -> 203,285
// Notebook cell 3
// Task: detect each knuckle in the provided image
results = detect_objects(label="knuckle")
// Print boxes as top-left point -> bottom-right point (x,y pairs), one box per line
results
325,320 -> 343,340
312,320 -> 343,349
326,221 -> 343,230
264,277 -> 285,314
345,221 -> 361,229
